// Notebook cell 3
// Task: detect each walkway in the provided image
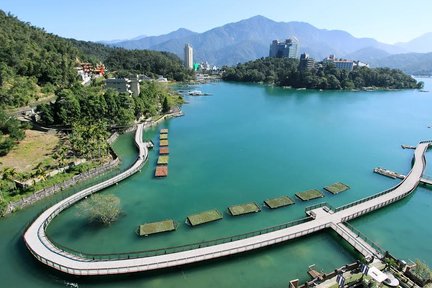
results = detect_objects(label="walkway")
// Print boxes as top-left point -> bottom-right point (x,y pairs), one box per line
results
23,139 -> 431,276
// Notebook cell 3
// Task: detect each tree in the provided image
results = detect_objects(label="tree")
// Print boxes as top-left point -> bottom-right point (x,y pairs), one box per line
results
412,259 -> 432,281
162,96 -> 170,113
77,194 -> 121,224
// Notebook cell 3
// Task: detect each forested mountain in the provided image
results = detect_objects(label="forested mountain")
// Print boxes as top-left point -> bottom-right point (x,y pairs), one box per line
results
0,10 -> 192,108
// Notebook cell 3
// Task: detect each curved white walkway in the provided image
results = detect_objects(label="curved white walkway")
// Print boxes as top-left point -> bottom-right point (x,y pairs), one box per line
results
24,139 -> 431,276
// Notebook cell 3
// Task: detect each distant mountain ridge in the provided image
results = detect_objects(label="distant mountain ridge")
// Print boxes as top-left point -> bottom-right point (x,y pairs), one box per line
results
107,15 -> 432,74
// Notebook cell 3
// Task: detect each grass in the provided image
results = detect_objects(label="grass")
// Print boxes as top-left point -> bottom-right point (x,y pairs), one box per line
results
138,219 -> 176,236
264,196 -> 294,209
159,134 -> 168,140
324,182 -> 350,194
0,130 -> 59,173
160,140 -> 169,146
160,128 -> 169,134
328,274 -> 364,288
157,155 -> 169,165
228,202 -> 261,216
187,209 -> 223,226
295,189 -> 324,201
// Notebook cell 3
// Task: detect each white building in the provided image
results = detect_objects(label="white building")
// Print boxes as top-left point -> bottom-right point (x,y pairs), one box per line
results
184,44 -> 193,69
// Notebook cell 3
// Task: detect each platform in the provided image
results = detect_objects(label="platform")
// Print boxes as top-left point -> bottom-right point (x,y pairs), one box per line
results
324,182 -> 350,194
155,166 -> 168,177
295,189 -> 324,201
138,220 -> 176,236
228,202 -> 261,216
186,209 -> 223,226
264,196 -> 294,209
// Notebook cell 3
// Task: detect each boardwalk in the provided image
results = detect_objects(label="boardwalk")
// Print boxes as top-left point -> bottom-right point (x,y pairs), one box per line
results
24,140 -> 431,276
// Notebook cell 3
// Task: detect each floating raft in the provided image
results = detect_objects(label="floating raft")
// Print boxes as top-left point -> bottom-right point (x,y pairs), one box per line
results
160,139 -> 169,146
155,166 -> 168,177
160,134 -> 168,140
264,196 -> 295,209
138,219 -> 176,236
160,128 -> 169,134
324,182 -> 350,195
159,147 -> 169,155
228,202 -> 261,216
186,209 -> 223,226
157,155 -> 169,165
295,189 -> 324,201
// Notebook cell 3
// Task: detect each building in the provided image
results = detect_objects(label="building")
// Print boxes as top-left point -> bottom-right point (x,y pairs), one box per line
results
184,44 -> 193,69
129,75 -> 141,96
323,55 -> 354,71
269,37 -> 299,59
105,78 -> 131,95
299,53 -> 315,70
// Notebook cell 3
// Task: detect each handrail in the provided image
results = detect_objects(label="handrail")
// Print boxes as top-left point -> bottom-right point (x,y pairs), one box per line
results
343,222 -> 386,256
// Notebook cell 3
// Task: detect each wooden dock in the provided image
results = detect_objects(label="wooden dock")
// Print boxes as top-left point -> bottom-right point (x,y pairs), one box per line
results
160,128 -> 168,134
373,167 -> 405,179
138,220 -> 176,236
324,182 -> 350,195
186,209 -> 223,226
228,202 -> 261,216
157,155 -> 169,165
264,196 -> 294,209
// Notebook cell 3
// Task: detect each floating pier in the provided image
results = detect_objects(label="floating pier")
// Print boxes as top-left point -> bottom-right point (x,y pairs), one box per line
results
160,128 -> 168,134
401,144 -> 416,149
155,166 -> 168,177
373,167 -> 405,179
295,189 -> 324,201
160,140 -> 169,146
159,147 -> 169,155
160,134 -> 168,140
324,182 -> 350,195
157,155 -> 169,165
186,209 -> 223,226
264,196 -> 294,209
228,202 -> 261,216
138,219 -> 176,236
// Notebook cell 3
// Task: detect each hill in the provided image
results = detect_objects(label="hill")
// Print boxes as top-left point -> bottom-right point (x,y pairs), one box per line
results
110,15 -> 407,66
396,32 -> 432,53
0,10 -> 192,108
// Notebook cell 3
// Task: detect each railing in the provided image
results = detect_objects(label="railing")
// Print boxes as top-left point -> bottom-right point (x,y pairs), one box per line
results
44,217 -> 313,261
342,222 -> 386,257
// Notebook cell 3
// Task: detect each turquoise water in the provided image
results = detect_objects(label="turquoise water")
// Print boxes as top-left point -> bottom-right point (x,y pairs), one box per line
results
1,79 -> 432,287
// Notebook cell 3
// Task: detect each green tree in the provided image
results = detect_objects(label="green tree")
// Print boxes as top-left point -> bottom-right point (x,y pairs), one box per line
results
77,194 -> 121,224
162,96 -> 170,113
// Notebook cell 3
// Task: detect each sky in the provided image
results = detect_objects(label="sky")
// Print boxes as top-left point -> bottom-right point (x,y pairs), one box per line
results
1,0 -> 431,44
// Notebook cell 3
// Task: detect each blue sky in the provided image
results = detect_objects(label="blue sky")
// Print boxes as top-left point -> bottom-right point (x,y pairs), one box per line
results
1,0 -> 431,44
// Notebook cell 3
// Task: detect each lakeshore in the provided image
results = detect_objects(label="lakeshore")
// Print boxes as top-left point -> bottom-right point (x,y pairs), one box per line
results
0,79 -> 432,287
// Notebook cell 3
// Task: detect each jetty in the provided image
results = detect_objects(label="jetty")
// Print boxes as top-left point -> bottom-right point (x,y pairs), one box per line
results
160,140 -> 169,146
23,140 -> 431,276
264,196 -> 294,209
296,189 -> 324,201
373,167 -> 405,179
138,220 -> 176,236
401,144 -> 416,149
186,210 -> 223,226
228,202 -> 261,216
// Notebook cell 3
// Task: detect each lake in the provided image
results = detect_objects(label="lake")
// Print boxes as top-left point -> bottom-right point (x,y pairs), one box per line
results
1,79 -> 432,287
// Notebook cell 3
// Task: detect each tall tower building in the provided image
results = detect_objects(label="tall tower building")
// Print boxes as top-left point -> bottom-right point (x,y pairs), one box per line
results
184,44 -> 193,69
269,37 -> 299,59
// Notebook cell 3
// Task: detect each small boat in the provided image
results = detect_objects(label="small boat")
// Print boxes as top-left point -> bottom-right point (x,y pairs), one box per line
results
188,90 -> 204,96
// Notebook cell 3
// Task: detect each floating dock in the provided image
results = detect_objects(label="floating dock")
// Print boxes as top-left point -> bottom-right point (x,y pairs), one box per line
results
228,202 -> 261,216
401,144 -> 416,149
324,182 -> 350,195
155,166 -> 168,177
138,219 -> 176,236
157,155 -> 169,165
160,128 -> 168,134
159,147 -> 169,155
160,140 -> 169,146
160,134 -> 168,140
295,189 -> 324,201
186,209 -> 223,226
264,196 -> 294,209
373,167 -> 405,179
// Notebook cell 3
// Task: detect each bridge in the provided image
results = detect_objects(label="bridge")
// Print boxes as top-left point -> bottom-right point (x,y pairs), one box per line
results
23,131 -> 431,276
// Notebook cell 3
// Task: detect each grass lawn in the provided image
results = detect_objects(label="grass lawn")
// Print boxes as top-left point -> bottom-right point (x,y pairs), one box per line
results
160,140 -> 169,146
157,155 -> 169,165
139,219 -> 176,236
0,130 -> 59,173
159,134 -> 168,140
295,189 -> 324,201
324,182 -> 350,194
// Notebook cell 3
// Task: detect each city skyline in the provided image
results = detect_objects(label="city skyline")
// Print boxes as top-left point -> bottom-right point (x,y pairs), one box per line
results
1,0 -> 432,44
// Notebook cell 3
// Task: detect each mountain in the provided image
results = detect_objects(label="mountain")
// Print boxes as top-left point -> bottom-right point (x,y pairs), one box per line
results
396,32 -> 432,53
109,15 -> 407,66
344,47 -> 391,63
371,52 -> 432,75
108,28 -> 197,50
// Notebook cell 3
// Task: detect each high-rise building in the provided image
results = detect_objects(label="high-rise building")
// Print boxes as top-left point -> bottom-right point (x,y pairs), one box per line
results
299,53 -> 315,70
184,44 -> 193,69
269,37 -> 299,59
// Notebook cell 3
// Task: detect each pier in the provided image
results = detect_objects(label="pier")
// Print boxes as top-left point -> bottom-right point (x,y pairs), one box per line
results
23,140 -> 431,276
